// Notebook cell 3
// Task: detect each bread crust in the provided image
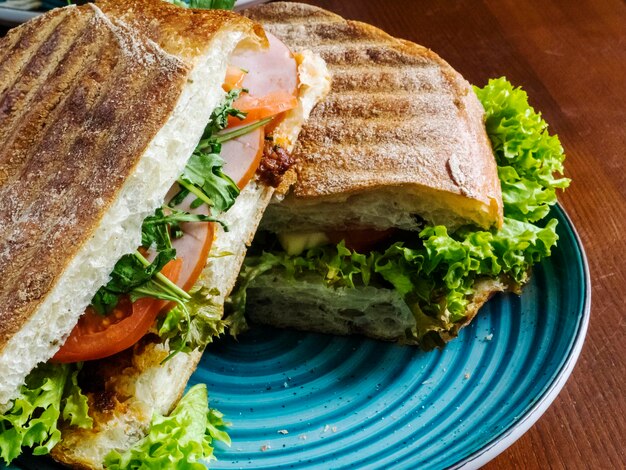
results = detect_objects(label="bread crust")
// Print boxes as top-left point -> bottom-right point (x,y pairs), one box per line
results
244,2 -> 503,230
97,0 -> 267,62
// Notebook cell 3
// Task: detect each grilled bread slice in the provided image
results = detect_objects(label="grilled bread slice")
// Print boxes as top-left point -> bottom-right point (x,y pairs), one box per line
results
50,42 -> 330,470
245,2 -> 503,233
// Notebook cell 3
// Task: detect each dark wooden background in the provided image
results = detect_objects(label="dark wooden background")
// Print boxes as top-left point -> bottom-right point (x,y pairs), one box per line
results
1,0 -> 624,467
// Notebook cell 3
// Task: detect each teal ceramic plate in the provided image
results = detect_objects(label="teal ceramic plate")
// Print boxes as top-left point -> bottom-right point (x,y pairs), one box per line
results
10,204 -> 590,469
190,204 -> 590,469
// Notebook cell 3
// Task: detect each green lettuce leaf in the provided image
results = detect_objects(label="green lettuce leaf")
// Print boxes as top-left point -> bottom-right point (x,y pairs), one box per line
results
232,77 -> 569,345
61,366 -> 93,430
104,384 -> 230,470
168,0 -> 236,11
474,77 -> 569,222
158,286 -> 228,359
0,363 -> 92,465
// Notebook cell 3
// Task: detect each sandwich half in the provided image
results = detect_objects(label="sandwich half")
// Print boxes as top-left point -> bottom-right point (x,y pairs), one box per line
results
230,2 -> 569,347
0,0 -> 329,467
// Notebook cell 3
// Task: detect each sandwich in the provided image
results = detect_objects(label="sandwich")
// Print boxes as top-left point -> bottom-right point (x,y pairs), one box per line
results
229,2 -> 569,348
0,0 -> 329,467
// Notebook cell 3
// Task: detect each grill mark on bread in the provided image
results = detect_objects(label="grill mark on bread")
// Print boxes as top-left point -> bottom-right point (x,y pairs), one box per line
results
0,11 -> 101,186
0,9 -> 72,99
0,10 -> 87,130
0,5 -> 189,346
317,45 -> 432,67
298,117 -> 460,147
327,67 -> 442,93
312,92 -> 451,119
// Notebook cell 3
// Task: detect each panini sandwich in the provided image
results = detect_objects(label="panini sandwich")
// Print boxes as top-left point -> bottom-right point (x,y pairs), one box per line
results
0,0 -> 329,467
231,2 -> 568,347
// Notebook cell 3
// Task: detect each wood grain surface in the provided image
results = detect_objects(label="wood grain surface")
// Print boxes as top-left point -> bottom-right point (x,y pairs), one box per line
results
1,0 -> 625,468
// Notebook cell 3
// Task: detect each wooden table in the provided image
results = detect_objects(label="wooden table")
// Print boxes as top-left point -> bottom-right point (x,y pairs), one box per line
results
1,0 -> 624,468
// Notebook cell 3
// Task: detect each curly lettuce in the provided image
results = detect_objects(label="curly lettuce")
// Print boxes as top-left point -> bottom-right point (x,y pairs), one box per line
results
475,78 -> 569,222
157,285 -> 228,360
104,384 -> 230,470
169,0 -> 236,10
232,78 -> 569,343
0,363 -> 92,465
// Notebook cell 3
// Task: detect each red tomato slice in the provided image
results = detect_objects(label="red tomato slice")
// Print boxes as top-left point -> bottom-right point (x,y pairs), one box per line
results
327,229 -> 396,253
52,259 -> 183,363
223,65 -> 246,92
221,127 -> 264,189
227,32 -> 299,128
228,92 -> 298,128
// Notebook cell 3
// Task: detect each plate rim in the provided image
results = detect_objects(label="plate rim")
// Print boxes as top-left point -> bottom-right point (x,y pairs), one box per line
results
452,204 -> 591,469
0,6 -> 39,26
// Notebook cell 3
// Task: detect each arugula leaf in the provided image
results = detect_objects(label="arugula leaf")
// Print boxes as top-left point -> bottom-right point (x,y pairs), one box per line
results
203,89 -> 246,140
179,152 -> 240,215
142,206 -> 228,251
143,207 -> 226,230
171,90 -> 247,214
213,116 -> 273,145
141,207 -> 173,251
168,187 -> 191,208
91,250 -> 177,315
158,286 -> 228,359
0,364 -> 91,465
103,384 -> 230,470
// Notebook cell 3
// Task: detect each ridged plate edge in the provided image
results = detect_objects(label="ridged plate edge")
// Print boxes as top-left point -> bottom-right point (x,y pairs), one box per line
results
453,204 -> 590,469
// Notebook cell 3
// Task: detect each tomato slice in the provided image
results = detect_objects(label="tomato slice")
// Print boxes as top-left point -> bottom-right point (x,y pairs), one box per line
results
223,65 -> 246,92
227,32 -> 299,128
228,92 -> 298,128
52,259 -> 183,363
221,127 -> 264,189
327,229 -> 396,253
